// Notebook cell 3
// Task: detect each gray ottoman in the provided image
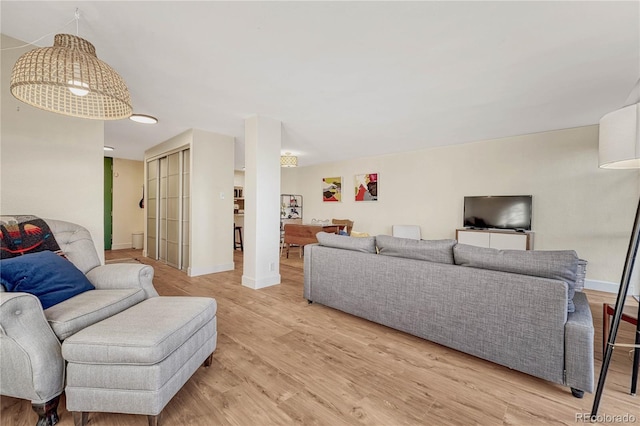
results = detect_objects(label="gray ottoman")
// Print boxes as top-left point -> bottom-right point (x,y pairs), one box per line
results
61,296 -> 217,426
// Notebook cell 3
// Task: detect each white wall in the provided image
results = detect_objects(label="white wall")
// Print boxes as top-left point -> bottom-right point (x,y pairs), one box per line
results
112,158 -> 144,249
282,125 -> 640,292
234,170 -> 245,187
1,35 -> 105,261
281,168 -> 298,196
190,129 -> 235,276
144,129 -> 191,160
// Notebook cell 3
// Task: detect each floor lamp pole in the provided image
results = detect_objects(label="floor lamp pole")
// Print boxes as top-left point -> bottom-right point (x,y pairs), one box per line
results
590,196 -> 640,418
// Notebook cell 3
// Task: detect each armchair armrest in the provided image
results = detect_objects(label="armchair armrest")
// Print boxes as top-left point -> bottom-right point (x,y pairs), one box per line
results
0,292 -> 64,404
86,263 -> 158,299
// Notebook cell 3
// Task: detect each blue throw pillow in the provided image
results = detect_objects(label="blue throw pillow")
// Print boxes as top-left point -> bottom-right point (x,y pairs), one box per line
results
0,251 -> 95,309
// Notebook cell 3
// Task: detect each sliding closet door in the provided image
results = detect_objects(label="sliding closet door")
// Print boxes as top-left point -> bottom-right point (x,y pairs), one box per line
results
146,159 -> 158,259
146,148 -> 189,270
158,156 -> 168,262
165,152 -> 181,268
181,149 -> 190,271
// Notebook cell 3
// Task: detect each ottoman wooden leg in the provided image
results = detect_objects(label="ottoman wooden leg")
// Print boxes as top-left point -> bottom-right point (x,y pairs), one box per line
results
148,412 -> 161,426
203,353 -> 213,367
32,395 -> 60,426
72,412 -> 88,426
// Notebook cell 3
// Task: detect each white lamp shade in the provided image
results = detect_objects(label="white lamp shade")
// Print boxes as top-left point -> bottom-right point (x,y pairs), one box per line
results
599,102 -> 640,169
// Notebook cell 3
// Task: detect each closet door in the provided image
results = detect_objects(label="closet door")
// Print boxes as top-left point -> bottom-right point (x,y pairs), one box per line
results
146,149 -> 188,270
181,149 -> 190,271
146,159 -> 158,259
165,152 -> 181,268
158,156 -> 168,262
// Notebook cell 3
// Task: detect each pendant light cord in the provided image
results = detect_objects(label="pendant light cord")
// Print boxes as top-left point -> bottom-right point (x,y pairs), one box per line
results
1,12 -> 78,51
75,8 -> 80,36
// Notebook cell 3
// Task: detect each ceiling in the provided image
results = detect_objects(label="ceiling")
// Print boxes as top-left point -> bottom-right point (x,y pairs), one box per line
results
2,1 -> 638,170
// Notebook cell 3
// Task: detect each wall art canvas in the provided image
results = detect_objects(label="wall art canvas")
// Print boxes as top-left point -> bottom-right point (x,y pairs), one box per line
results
322,176 -> 342,202
355,173 -> 378,201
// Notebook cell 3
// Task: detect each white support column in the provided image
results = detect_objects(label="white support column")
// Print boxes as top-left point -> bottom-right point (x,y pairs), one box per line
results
242,115 -> 282,289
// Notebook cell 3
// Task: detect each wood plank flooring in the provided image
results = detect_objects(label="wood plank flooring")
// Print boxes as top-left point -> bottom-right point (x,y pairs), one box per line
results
1,249 -> 638,425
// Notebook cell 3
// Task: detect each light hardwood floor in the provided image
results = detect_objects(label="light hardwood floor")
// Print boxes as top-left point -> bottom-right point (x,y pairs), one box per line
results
1,249 -> 638,425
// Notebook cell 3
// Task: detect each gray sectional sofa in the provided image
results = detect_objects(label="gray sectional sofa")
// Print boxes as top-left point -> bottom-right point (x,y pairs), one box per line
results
303,233 -> 594,397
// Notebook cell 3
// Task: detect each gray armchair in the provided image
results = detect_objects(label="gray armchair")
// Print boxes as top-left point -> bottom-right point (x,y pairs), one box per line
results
0,219 -> 157,426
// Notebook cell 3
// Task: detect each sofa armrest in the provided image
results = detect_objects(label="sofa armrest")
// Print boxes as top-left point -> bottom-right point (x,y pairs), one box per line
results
86,264 -> 158,299
0,292 -> 65,404
564,291 -> 594,393
303,244 -> 317,300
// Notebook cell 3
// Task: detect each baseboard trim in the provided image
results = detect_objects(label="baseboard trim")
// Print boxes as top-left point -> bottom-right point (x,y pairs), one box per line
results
188,262 -> 234,277
242,274 -> 281,289
111,243 -> 132,250
584,279 -> 619,294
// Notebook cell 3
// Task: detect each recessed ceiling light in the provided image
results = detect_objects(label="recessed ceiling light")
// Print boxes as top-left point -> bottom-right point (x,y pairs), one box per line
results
104,146 -> 114,151
129,114 -> 158,124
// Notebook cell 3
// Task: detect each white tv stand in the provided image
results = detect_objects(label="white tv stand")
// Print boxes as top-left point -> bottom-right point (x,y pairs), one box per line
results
456,228 -> 534,250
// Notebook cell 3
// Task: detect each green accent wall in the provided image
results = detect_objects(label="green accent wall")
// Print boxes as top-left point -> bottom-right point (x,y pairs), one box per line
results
104,157 -> 113,250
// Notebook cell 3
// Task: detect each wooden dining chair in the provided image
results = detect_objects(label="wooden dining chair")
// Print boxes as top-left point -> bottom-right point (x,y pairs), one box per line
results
331,219 -> 354,235
283,224 -> 324,258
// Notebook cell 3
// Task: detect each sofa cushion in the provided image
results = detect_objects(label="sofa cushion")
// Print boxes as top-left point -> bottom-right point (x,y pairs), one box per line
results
316,232 -> 377,253
45,288 -> 146,340
62,296 -> 217,365
453,244 -> 579,312
0,250 -> 95,310
377,235 -> 456,264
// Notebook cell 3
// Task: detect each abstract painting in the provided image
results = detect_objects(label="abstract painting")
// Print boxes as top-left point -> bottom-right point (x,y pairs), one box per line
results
355,173 -> 378,201
322,177 -> 342,202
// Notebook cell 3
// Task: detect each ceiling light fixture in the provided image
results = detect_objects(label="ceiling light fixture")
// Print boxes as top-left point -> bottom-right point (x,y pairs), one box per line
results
280,152 -> 298,167
9,9 -> 132,120
103,146 -> 114,151
129,114 -> 158,124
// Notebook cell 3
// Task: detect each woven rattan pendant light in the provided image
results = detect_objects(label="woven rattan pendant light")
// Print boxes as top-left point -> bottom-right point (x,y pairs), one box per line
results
10,33 -> 132,120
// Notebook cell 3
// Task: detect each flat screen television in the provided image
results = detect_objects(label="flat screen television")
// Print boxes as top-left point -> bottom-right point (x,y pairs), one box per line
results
463,195 -> 532,231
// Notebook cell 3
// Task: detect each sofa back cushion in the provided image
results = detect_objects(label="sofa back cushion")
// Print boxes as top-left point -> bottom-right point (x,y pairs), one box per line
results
316,232 -> 377,253
376,235 -> 456,264
453,244 -> 579,312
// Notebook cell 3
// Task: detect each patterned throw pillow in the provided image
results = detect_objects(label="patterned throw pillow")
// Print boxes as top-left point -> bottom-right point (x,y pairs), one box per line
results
0,215 -> 64,259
